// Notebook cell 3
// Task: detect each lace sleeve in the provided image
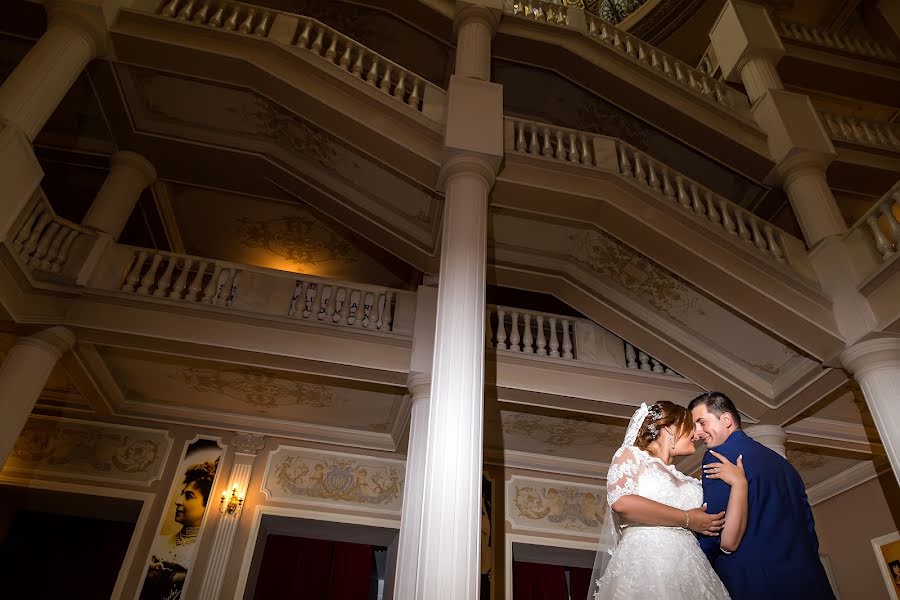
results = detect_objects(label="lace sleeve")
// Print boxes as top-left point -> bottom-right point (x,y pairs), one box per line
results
606,446 -> 643,507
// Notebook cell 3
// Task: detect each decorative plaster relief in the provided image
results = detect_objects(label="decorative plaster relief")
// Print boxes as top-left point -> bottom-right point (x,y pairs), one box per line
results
264,447 -> 404,512
177,366 -> 336,409
124,68 -> 442,250
507,475 -> 606,535
235,214 -> 356,267
5,416 -> 171,485
502,412 -> 622,452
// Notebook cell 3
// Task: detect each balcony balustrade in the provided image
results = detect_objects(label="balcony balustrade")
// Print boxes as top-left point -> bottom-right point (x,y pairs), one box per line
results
506,117 -> 811,276
776,20 -> 898,63
821,112 -> 900,153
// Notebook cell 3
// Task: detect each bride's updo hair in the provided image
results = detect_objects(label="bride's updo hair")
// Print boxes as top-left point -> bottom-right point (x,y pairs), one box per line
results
634,401 -> 693,453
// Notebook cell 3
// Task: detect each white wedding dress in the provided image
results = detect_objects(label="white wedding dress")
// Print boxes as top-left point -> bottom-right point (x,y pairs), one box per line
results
590,445 -> 731,600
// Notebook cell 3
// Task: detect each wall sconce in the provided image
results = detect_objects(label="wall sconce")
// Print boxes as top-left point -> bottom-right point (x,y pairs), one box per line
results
219,486 -> 244,516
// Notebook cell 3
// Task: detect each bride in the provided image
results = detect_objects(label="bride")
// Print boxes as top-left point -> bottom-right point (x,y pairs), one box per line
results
589,401 -> 747,600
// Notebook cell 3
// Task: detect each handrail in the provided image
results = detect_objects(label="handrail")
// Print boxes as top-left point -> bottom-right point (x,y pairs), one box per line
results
776,19 -> 898,63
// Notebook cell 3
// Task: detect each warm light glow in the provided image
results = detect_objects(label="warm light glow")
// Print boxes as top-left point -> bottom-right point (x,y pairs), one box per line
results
219,485 -> 245,516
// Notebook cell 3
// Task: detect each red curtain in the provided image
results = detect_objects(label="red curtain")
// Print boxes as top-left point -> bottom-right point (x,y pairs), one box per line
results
512,561 -> 568,600
568,566 -> 594,600
253,535 -> 372,600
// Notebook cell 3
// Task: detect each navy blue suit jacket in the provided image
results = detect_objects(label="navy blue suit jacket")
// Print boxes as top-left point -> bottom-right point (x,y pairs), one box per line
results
700,431 -> 835,600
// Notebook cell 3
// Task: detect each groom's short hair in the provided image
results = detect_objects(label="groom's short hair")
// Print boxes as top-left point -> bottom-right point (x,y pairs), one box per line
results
688,391 -> 742,429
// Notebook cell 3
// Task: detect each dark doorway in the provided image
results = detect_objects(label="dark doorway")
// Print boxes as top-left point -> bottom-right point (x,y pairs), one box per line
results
0,485 -> 142,599
512,543 -> 595,600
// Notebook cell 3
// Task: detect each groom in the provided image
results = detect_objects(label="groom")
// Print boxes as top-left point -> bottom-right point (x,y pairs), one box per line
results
689,391 -> 835,600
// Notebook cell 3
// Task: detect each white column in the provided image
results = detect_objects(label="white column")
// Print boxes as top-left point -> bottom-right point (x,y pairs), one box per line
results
0,326 -> 76,466
393,373 -> 431,599
744,424 -> 787,458
840,337 -> 900,488
416,154 -> 495,600
82,151 -> 157,239
196,433 -> 266,600
778,156 -> 847,248
453,5 -> 499,81
0,7 -> 103,141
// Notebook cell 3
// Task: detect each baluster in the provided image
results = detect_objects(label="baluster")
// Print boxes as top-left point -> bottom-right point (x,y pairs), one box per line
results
393,72 -> 407,99
749,219 -> 768,252
647,161 -> 661,191
254,12 -> 271,36
51,229 -> 79,273
354,291 -> 367,328
665,367 -> 677,376
152,256 -> 177,297
650,358 -> 665,373
225,271 -> 241,306
160,0 -> 179,17
168,258 -> 193,299
352,50 -> 365,76
625,342 -> 637,368
676,177 -> 691,210
579,135 -> 591,165
238,8 -> 255,33
312,282 -> 325,319
522,313 -> 534,353
380,65 -> 393,93
509,311 -> 520,351
137,253 -> 163,295
650,49 -> 661,70
298,281 -> 313,317
407,80 -> 421,109
714,83 -> 727,105
496,308 -> 507,349
40,226 -> 69,271
346,289 -> 360,324
535,315 -> 547,356
287,281 -> 302,317
310,26 -> 324,54
764,226 -> 785,262
381,291 -> 394,330
368,292 -> 382,329
324,285 -> 337,321
366,59 -> 379,85
29,222 -> 60,268
674,62 -> 686,83
207,4 -> 224,26
633,153 -> 646,184
548,317 -> 560,358
567,133 -> 579,163
719,200 -> 737,235
223,6 -> 239,30
339,44 -> 353,69
215,269 -> 234,306
541,128 -> 553,157
662,55 -> 673,77
192,1 -> 210,24
324,35 -> 338,62
21,211 -> 52,258
612,31 -> 624,51
128,252 -> 154,297
528,125 -> 540,154
690,184 -> 706,216
624,37 -> 636,57
638,351 -> 652,371
561,320 -> 573,359
176,0 -> 195,20
332,287 -> 348,323
705,190 -> 720,224
554,130 -> 566,160
515,123 -> 527,151
12,203 -> 44,253
637,44 -> 648,63
186,261 -> 208,301
618,145 -> 633,176
202,264 -> 223,302
735,211 -> 752,242
662,169 -> 675,198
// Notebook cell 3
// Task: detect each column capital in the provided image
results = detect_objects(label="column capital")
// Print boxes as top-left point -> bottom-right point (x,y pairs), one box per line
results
45,1 -> 112,57
840,336 -> 900,377
407,371 -> 432,399
753,90 -> 836,170
709,0 -> 785,84
110,150 -> 157,184
772,149 -> 833,187
229,432 -> 267,456
437,151 -> 498,191
19,326 -> 76,358
453,2 -> 502,37
743,424 -> 787,457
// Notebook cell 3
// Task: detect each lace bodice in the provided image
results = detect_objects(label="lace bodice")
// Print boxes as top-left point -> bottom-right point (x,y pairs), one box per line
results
606,446 -> 702,517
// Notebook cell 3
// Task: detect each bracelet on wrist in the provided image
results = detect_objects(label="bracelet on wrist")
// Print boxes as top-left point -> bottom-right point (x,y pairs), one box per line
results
684,510 -> 690,529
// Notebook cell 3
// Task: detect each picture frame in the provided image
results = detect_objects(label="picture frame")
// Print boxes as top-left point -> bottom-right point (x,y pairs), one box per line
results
872,531 -> 900,600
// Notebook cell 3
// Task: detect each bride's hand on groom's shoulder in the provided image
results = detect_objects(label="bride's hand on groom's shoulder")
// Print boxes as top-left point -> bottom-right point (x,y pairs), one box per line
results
703,452 -> 746,488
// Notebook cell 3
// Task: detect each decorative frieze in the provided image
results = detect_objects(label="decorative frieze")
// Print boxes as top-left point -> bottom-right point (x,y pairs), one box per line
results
4,416 -> 171,485
506,474 -> 605,537
263,447 -> 405,512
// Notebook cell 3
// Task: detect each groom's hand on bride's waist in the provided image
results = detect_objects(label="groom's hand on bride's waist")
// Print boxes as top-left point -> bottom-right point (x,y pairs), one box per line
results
687,503 -> 725,537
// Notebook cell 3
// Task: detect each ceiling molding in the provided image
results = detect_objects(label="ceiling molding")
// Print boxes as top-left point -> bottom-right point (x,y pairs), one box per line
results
806,459 -> 882,506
